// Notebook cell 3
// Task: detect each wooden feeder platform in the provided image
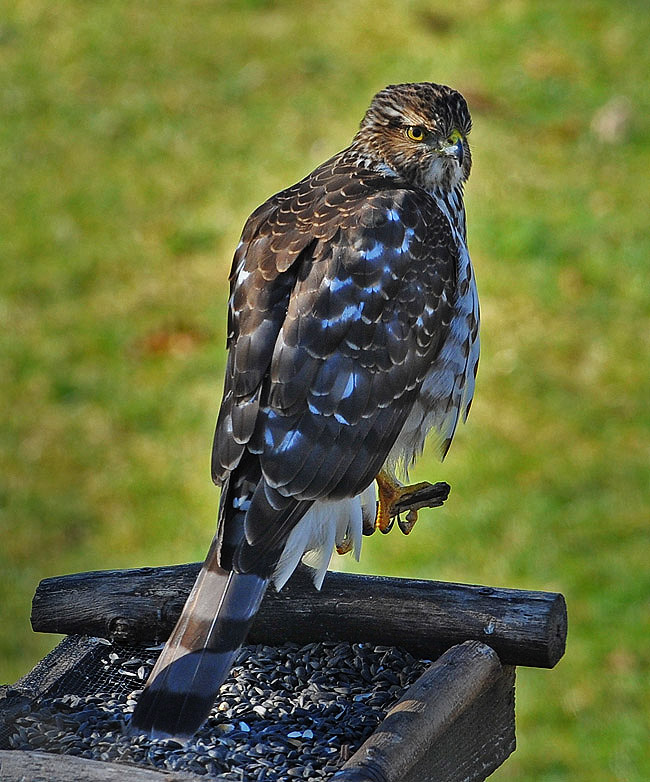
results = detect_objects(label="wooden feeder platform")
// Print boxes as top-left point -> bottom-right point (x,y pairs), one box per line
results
0,565 -> 567,782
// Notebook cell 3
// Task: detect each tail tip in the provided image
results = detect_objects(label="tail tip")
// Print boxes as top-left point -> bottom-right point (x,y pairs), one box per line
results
130,688 -> 211,743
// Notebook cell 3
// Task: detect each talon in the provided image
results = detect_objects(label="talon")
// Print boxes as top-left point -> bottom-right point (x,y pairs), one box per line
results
336,538 -> 354,555
379,513 -> 395,535
375,470 -> 440,535
398,509 -> 419,535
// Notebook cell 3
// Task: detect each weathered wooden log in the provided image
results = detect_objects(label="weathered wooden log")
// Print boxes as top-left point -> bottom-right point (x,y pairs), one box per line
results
337,641 -> 516,782
32,565 -> 566,668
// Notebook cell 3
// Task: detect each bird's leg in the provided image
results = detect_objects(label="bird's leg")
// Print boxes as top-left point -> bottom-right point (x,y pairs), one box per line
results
375,470 -> 450,535
374,470 -> 429,534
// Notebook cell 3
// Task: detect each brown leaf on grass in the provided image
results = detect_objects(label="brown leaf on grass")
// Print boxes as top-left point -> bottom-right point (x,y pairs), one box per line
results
137,326 -> 207,357
606,647 -> 637,674
416,10 -> 455,34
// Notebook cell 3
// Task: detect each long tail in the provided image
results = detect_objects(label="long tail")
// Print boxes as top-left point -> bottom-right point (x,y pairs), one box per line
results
130,537 -> 269,740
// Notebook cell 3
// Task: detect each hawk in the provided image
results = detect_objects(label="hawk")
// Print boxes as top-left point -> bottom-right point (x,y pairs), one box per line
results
132,82 -> 479,739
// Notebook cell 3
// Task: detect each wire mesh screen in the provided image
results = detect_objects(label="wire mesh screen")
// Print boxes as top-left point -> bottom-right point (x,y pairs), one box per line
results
0,637 -> 158,747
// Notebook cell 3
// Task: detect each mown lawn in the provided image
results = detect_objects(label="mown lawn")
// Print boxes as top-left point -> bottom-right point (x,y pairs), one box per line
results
1,2 -> 648,780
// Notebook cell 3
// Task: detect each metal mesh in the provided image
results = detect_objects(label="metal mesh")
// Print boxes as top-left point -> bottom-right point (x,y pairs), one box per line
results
0,636 -> 157,748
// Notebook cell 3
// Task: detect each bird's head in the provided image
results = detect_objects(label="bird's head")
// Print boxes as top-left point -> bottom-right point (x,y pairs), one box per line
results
355,82 -> 472,193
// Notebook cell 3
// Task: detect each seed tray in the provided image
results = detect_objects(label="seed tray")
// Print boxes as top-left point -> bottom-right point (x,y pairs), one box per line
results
0,635 -> 515,782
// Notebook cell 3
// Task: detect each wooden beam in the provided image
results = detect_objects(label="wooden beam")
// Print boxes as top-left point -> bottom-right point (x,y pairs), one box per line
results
32,565 -> 566,668
4,636 -> 101,700
336,641 -> 516,782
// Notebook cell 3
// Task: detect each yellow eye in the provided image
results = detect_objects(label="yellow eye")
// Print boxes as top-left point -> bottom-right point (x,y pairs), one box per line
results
406,125 -> 426,142
447,129 -> 462,145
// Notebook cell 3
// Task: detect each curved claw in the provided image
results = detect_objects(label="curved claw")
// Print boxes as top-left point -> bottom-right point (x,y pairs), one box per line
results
379,512 -> 395,534
397,509 -> 419,535
336,538 -> 354,555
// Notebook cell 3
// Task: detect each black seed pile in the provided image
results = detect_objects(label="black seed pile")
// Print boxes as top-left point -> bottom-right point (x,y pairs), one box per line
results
6,641 -> 429,780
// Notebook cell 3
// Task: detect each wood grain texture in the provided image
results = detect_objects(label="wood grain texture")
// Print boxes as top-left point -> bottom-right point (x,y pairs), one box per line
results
32,565 -> 567,668
334,641 -> 516,782
6,636 -> 102,699
0,750 -> 198,782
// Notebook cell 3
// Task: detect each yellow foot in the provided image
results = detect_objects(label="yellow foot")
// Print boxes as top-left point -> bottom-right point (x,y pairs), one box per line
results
374,471 -> 433,535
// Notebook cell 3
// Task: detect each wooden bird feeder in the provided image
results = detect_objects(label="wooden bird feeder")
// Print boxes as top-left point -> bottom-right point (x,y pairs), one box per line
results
0,564 -> 566,781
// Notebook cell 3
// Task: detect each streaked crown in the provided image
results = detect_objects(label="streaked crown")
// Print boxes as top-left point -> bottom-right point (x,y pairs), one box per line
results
354,82 -> 472,192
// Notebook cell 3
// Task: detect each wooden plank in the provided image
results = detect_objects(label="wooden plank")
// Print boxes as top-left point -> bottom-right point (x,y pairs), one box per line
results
401,665 -> 515,782
6,636 -> 104,699
32,565 -> 567,668
335,641 -> 516,782
0,637 -> 110,752
0,750 -> 199,782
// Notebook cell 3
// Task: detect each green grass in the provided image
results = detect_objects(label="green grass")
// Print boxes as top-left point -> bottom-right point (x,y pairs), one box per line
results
1,1 -> 648,779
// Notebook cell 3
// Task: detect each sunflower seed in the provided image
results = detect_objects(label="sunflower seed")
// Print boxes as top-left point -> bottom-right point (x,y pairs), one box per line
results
3,640 -> 427,780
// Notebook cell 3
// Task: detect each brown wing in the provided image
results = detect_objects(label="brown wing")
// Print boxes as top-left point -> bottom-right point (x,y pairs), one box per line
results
212,156 -> 457,566
211,155 -> 354,481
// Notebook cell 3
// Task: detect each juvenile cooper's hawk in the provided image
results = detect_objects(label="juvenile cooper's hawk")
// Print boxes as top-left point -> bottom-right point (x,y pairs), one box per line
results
132,82 -> 479,739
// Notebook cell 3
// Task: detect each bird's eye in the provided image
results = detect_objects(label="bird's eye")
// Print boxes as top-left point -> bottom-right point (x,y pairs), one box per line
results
406,126 -> 426,142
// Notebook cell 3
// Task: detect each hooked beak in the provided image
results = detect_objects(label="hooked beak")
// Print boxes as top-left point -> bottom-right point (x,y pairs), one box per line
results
440,137 -> 464,168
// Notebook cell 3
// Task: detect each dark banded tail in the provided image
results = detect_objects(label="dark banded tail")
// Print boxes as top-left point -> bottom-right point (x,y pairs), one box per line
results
130,538 -> 269,740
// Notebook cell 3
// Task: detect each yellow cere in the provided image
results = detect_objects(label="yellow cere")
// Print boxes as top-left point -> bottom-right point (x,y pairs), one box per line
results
447,129 -> 462,144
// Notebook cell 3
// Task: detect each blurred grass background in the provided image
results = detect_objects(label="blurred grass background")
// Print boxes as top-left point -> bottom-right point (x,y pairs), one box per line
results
1,1 -> 648,779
